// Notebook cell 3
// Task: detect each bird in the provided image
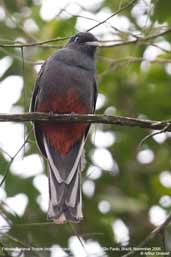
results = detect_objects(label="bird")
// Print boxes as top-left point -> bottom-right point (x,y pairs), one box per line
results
30,32 -> 99,224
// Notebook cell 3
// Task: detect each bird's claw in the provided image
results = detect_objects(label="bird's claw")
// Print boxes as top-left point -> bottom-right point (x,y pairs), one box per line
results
49,111 -> 54,119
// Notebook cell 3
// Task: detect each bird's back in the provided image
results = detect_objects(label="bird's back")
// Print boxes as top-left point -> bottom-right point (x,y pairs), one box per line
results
34,47 -> 96,156
30,32 -> 98,223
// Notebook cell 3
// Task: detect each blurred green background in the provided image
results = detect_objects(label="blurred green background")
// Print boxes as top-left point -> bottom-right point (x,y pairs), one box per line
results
0,0 -> 171,256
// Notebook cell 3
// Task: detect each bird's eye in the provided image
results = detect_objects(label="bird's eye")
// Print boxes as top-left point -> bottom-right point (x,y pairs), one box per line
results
74,36 -> 80,42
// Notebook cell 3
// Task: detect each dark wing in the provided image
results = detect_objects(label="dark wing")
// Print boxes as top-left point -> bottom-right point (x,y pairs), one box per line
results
30,62 -> 47,157
93,78 -> 97,112
84,78 -> 97,141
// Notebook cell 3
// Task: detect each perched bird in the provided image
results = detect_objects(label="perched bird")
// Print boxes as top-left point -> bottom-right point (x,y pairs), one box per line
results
30,32 -> 99,223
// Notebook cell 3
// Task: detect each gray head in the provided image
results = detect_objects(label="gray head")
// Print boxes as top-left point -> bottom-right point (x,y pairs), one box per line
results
66,32 -> 99,58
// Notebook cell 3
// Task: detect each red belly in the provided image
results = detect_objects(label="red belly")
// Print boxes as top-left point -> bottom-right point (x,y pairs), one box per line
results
37,89 -> 88,155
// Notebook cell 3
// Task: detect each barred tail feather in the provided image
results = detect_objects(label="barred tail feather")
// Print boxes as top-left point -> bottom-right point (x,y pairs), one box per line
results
48,164 -> 83,223
43,136 -> 84,223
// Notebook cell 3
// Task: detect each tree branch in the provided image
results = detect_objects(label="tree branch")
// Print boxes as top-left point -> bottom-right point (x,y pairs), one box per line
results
99,27 -> 171,48
0,112 -> 171,132
0,36 -> 70,48
0,26 -> 171,49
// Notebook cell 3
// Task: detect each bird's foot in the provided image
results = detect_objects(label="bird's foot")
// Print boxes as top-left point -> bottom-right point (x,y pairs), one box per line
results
48,111 -> 54,119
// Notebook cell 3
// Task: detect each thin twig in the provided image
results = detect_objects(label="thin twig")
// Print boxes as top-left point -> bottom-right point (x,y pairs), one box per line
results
0,134 -> 30,187
98,26 -> 171,48
3,234 -> 41,257
138,123 -> 171,148
0,241 -> 9,257
63,8 -> 135,37
160,230 -> 167,252
21,47 -> 26,157
87,0 -> 138,32
69,223 -> 88,256
0,146 -> 12,159
99,56 -> 171,65
0,222 -> 53,230
122,211 -> 171,257
0,36 -> 70,48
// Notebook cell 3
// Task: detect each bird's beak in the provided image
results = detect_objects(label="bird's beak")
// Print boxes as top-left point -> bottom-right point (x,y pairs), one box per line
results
85,41 -> 102,47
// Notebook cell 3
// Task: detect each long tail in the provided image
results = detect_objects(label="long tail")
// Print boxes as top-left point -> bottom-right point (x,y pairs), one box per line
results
43,137 -> 84,224
48,163 -> 83,224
